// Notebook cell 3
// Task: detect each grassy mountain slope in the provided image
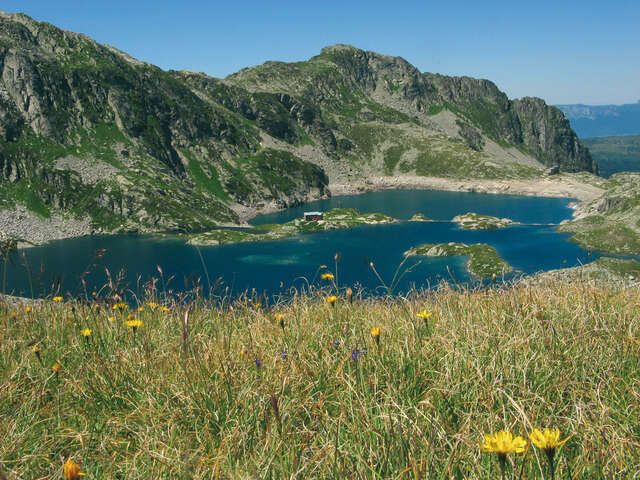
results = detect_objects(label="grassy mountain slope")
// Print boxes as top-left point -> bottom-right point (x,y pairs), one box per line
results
226,44 -> 597,178
0,13 -> 596,240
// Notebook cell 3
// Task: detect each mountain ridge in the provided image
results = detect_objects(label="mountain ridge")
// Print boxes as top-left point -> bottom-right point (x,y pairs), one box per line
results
556,102 -> 640,137
0,12 -> 596,244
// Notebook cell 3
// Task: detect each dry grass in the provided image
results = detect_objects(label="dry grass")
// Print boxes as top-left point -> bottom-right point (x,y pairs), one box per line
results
0,278 -> 639,478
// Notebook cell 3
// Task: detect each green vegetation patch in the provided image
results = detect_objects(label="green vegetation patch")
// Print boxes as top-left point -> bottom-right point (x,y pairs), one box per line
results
0,178 -> 51,218
559,220 -> 640,255
406,242 -> 512,277
427,105 -> 444,116
383,145 -> 407,175
181,149 -> 229,201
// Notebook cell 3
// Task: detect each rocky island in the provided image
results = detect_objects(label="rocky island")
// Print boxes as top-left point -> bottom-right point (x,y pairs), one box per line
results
452,212 -> 517,230
405,242 -> 513,278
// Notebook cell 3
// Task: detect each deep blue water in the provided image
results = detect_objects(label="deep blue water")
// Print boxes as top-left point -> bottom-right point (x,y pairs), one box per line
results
251,189 -> 574,225
3,190 -> 597,299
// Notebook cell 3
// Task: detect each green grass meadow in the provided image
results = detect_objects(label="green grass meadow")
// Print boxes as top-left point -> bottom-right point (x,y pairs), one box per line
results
1,277 -> 639,478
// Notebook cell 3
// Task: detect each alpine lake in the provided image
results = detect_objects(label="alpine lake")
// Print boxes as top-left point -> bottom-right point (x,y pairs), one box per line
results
4,189 -> 598,299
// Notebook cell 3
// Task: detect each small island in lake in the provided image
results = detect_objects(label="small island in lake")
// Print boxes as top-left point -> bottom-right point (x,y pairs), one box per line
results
408,213 -> 434,222
452,212 -> 518,230
187,208 -> 397,245
405,242 -> 513,278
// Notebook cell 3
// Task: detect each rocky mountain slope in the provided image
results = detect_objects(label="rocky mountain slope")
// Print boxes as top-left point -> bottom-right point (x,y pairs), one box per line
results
560,172 -> 640,254
0,12 -> 596,242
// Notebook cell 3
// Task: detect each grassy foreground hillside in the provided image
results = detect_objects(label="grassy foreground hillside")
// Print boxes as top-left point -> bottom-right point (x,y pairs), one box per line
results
1,279 -> 638,478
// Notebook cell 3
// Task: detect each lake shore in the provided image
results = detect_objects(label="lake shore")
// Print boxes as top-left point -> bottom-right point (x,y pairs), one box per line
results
1,173 -> 604,247
236,173 -> 604,224
329,174 -> 603,204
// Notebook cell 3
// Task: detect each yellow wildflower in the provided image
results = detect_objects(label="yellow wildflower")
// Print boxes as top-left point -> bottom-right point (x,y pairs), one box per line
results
138,306 -> 145,312
161,306 -> 170,312
80,328 -> 91,337
25,305 -> 32,313
32,343 -> 43,364
274,313 -> 285,322
416,310 -> 433,320
125,319 -> 143,329
127,313 -> 134,320
326,295 -> 338,305
10,312 -> 16,319
53,296 -> 63,303
530,427 -> 570,476
371,326 -> 381,345
530,428 -> 570,452
480,430 -> 527,477
64,458 -> 85,479
107,316 -> 116,322
480,430 -> 527,455
321,272 -> 334,281
147,301 -> 159,309
52,362 -> 61,373
112,302 -> 128,310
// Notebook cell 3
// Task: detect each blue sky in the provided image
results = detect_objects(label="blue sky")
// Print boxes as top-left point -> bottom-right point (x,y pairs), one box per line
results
2,0 -> 638,105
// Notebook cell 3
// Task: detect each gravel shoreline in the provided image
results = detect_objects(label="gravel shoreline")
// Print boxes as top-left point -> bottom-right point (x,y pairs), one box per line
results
237,173 -> 604,223
0,206 -> 92,248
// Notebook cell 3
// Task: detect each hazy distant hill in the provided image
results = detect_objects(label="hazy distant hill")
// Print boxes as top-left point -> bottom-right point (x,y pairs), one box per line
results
582,135 -> 640,177
557,103 -> 640,138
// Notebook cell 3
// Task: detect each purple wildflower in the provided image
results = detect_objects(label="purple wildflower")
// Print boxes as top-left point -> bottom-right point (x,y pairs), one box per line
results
280,351 -> 288,360
255,358 -> 262,368
351,349 -> 360,361
333,339 -> 340,348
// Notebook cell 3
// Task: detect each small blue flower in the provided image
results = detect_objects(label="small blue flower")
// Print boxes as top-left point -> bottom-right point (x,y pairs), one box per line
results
280,351 -> 288,360
351,349 -> 360,361
333,340 -> 340,348
255,358 -> 262,368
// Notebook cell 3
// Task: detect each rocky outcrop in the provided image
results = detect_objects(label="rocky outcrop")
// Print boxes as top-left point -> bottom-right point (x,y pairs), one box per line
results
513,97 -> 597,173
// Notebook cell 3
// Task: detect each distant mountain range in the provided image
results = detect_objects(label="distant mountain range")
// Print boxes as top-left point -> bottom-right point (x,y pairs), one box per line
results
0,10 -> 595,236
556,103 -> 640,138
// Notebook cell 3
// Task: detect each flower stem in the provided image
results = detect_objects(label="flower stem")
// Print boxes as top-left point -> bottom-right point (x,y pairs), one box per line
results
546,449 -> 556,480
498,453 -> 506,480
